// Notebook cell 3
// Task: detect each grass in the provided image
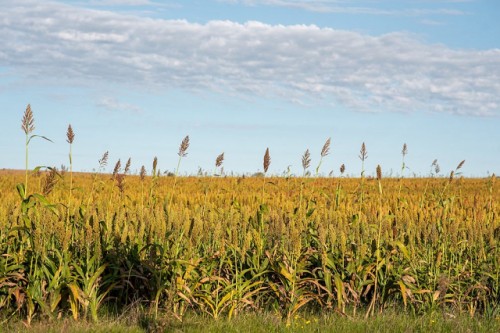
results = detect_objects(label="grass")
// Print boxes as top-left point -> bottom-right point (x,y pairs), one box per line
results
3,310 -> 500,333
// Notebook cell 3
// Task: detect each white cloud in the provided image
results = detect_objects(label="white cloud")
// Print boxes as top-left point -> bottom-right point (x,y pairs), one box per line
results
420,19 -> 446,26
88,0 -> 156,5
220,0 -> 466,15
75,0 -> 172,6
97,97 -> 143,113
1,0 -> 499,116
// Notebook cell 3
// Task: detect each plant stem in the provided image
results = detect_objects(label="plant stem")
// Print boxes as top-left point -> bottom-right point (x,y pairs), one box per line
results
24,132 -> 29,200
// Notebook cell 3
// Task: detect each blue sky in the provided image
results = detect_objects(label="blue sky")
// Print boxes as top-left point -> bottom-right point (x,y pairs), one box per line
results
1,0 -> 499,177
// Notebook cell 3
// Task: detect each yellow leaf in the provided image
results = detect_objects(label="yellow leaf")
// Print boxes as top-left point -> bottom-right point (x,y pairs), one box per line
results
433,290 -> 441,302
398,281 -> 407,307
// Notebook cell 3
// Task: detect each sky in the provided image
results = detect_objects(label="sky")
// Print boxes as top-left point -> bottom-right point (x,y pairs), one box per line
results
1,0 -> 499,177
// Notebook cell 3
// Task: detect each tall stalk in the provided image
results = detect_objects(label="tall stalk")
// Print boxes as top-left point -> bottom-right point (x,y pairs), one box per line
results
358,142 -> 368,245
20,104 -> 51,199
367,164 -> 383,318
149,156 -> 159,207
300,149 -> 311,211
169,135 -> 189,211
315,137 -> 331,177
302,149 -> 311,178
398,143 -> 407,200
174,136 -> 189,184
21,104 -> 35,200
261,148 -> 270,205
335,163 -> 345,210
66,124 -> 75,227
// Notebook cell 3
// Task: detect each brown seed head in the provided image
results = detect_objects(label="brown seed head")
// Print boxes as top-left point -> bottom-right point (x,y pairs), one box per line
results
359,142 -> 368,161
140,165 -> 146,181
456,160 -> 465,170
449,170 -> 454,182
124,158 -> 131,175
302,149 -> 311,171
116,174 -> 125,193
112,159 -> 121,178
99,151 -> 109,168
152,156 -> 158,172
402,143 -> 408,157
66,124 -> 75,144
42,167 -> 58,195
22,104 -> 35,135
376,164 -> 382,180
321,138 -> 331,157
215,152 -> 224,168
432,159 -> 440,174
263,148 -> 271,173
340,163 -> 345,175
178,135 -> 190,157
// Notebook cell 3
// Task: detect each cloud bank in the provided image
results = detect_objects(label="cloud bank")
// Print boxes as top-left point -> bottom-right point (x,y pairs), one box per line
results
1,0 -> 499,116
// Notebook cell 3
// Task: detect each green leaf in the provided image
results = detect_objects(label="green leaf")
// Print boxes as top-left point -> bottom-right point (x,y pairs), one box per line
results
334,274 -> 345,309
393,241 -> 410,260
32,166 -> 45,174
16,183 -> 25,200
28,134 -> 53,145
88,264 -> 108,292
33,193 -> 50,206
279,263 -> 293,283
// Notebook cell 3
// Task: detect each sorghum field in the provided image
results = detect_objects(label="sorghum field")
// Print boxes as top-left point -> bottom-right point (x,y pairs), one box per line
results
0,106 -> 499,332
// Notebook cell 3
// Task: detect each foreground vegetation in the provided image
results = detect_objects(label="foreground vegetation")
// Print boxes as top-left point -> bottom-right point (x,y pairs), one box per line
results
3,311 -> 500,333
0,105 -> 499,331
